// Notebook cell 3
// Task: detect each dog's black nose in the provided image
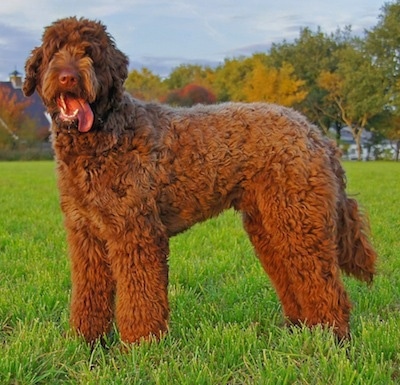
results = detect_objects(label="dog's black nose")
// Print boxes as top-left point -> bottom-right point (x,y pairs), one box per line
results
59,70 -> 78,88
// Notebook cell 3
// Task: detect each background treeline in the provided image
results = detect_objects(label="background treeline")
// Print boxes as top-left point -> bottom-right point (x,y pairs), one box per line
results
125,1 -> 400,161
1,1 -> 400,160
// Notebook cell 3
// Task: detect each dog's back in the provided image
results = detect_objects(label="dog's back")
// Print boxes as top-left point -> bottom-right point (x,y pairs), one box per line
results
144,102 -> 325,235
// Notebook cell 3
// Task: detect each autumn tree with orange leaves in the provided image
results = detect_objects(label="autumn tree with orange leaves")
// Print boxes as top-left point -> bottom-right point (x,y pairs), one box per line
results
243,60 -> 307,106
0,85 -> 35,147
212,54 -> 307,106
163,84 -> 217,106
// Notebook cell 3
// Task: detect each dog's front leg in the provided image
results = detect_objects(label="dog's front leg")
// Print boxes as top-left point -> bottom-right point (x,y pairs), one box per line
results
107,224 -> 170,344
67,226 -> 115,345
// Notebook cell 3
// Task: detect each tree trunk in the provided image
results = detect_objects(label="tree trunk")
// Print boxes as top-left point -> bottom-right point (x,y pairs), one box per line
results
349,125 -> 364,161
355,135 -> 363,161
334,121 -> 343,145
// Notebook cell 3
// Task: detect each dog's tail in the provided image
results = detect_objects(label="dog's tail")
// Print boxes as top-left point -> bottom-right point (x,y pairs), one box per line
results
330,144 -> 377,283
336,195 -> 377,283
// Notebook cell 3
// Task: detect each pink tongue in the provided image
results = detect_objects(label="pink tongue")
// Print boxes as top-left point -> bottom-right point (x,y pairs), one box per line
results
64,96 -> 94,132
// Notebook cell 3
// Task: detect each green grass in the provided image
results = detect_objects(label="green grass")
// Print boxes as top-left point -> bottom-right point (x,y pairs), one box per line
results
0,160 -> 399,384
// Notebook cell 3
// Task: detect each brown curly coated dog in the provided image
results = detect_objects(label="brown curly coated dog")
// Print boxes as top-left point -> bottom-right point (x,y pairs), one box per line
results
24,17 -> 376,345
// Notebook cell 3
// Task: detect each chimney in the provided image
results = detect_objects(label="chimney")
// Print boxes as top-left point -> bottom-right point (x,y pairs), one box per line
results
9,69 -> 22,89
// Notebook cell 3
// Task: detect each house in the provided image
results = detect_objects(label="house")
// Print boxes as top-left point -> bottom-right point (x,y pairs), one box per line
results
329,126 -> 396,160
0,70 -> 50,140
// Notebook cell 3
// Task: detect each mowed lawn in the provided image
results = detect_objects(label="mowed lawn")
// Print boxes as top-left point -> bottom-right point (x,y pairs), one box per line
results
0,160 -> 399,384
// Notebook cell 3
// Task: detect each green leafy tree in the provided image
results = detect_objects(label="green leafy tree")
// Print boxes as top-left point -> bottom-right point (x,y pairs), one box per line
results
366,1 -> 400,160
366,1 -> 400,107
318,43 -> 387,160
125,67 -> 167,101
165,64 -> 215,91
270,27 -> 351,134
382,114 -> 400,160
369,111 -> 400,161
213,57 -> 253,101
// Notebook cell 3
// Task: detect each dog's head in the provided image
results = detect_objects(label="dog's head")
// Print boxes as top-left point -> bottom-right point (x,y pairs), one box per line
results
23,17 -> 129,132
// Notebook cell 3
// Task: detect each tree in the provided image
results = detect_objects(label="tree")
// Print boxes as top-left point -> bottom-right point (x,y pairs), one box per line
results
366,1 -> 400,159
318,43 -> 387,160
270,27 -> 351,134
212,57 -> 252,102
213,54 -> 306,106
162,84 -> 216,106
243,59 -> 307,106
366,1 -> 400,107
369,110 -> 400,160
125,67 -> 167,101
165,64 -> 215,91
0,85 -> 33,148
382,114 -> 400,160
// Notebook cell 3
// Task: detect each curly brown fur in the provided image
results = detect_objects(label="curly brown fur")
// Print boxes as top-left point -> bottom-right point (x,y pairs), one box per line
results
24,17 -> 377,344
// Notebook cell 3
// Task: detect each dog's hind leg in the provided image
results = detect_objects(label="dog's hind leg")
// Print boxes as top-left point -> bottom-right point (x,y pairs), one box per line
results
67,228 -> 115,345
242,169 -> 352,340
242,209 -> 303,326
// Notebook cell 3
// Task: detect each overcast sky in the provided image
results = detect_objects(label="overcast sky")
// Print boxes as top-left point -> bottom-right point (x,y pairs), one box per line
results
0,0 -> 386,81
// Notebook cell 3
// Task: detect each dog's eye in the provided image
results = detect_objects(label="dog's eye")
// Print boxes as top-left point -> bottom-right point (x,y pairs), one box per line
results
84,46 -> 93,56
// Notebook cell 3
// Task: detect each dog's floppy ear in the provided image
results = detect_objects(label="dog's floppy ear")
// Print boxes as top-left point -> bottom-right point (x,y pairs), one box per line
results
23,46 -> 43,97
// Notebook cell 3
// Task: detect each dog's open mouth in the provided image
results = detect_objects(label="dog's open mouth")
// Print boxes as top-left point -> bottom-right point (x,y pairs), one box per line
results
57,93 -> 94,133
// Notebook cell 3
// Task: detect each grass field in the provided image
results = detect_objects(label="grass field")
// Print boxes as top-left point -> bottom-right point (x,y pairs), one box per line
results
0,161 -> 399,384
